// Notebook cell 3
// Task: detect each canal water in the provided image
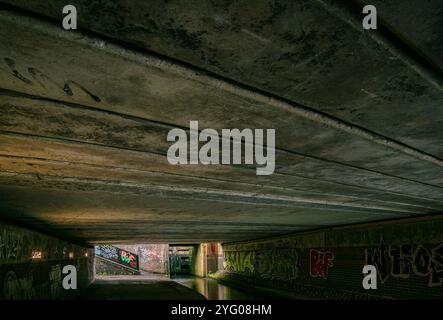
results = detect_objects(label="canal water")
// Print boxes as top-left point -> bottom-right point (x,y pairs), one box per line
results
172,275 -> 264,300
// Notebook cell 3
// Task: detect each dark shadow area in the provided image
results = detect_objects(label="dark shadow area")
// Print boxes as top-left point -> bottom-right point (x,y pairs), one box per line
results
172,275 -> 265,300
82,275 -> 205,300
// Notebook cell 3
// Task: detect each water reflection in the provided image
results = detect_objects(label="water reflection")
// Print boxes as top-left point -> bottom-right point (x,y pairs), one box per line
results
172,275 -> 263,300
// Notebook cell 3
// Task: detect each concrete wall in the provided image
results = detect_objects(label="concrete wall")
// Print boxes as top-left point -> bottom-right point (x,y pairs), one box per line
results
188,243 -> 224,277
0,221 -> 94,300
207,243 -> 223,274
94,257 -> 138,276
220,215 -> 443,299
191,244 -> 207,278
116,244 -> 169,274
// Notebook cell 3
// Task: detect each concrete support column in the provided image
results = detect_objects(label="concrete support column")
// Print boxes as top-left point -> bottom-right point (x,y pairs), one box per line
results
192,243 -> 207,277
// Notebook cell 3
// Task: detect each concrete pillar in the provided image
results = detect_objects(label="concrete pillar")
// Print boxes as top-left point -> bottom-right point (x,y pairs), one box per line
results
207,243 -> 223,274
191,243 -> 207,277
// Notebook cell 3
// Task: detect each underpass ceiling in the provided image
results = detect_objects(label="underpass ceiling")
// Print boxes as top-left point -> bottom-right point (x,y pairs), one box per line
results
0,1 -> 442,244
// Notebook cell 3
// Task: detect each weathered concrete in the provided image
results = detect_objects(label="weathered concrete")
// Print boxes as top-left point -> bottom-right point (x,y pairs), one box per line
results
95,257 -> 138,276
83,275 -> 205,300
356,0 -> 443,74
207,243 -> 223,275
0,220 -> 94,299
115,244 -> 169,274
192,244 -> 208,278
0,1 -> 442,243
219,215 -> 443,299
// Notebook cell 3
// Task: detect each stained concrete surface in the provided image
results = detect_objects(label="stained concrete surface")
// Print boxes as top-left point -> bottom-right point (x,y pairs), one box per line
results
83,275 -> 205,300
0,1 -> 442,244
85,274 -> 265,300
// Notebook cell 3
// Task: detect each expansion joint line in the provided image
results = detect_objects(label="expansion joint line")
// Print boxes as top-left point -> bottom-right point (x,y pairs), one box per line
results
1,7 -> 442,169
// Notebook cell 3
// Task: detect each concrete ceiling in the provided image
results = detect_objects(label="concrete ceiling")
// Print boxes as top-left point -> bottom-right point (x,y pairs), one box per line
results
0,1 -> 442,244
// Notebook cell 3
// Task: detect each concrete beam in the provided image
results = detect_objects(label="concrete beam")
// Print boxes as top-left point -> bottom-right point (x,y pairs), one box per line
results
0,2 -> 442,243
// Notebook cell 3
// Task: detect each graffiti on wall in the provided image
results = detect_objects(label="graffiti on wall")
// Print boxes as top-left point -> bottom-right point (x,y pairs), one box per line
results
223,251 -> 256,274
0,231 -> 24,260
365,239 -> 443,287
95,245 -> 139,271
138,246 -> 168,273
223,248 -> 299,281
3,270 -> 35,300
310,249 -> 334,279
139,247 -> 163,263
95,245 -> 119,261
119,249 -> 138,269
0,224 -> 93,300
1,225 -> 89,263
49,264 -> 62,299
259,249 -> 299,281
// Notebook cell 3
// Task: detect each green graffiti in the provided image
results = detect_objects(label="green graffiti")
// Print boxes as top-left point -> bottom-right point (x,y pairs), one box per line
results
223,249 -> 299,280
259,249 -> 299,281
223,251 -> 255,274
121,256 -> 131,263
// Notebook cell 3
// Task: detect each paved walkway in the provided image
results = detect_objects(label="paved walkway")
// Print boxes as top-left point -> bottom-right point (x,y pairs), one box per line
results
82,275 -> 206,300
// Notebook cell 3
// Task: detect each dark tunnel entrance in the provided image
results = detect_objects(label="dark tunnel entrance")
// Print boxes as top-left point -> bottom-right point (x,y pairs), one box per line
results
169,245 -> 192,275
88,242 -> 263,299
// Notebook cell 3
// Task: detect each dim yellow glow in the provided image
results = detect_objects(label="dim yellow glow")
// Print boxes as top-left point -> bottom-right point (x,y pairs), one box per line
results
31,250 -> 42,260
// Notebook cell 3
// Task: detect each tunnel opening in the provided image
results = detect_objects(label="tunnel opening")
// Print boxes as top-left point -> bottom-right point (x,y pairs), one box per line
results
0,0 -> 442,305
169,245 -> 193,275
93,243 -> 224,278
89,242 -> 261,299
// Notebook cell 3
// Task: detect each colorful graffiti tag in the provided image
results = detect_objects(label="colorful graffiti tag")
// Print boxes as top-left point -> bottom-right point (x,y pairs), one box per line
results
95,245 -> 139,271
119,249 -> 138,269
95,245 -> 118,261
365,239 -> 443,287
309,249 -> 334,278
